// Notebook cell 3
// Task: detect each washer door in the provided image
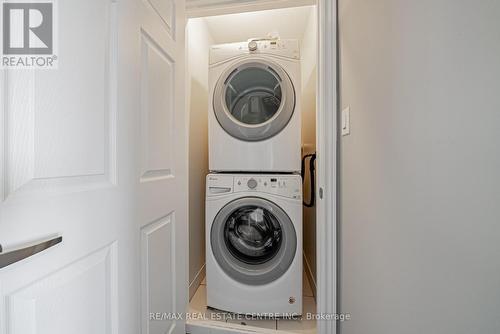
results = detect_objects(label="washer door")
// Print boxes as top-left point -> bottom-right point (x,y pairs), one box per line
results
213,59 -> 296,141
211,197 -> 297,285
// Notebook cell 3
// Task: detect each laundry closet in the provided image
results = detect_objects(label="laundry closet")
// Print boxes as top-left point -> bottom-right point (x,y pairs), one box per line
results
185,5 -> 318,333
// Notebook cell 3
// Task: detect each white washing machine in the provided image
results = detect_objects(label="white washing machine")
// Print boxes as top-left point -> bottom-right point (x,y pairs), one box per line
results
205,173 -> 303,315
208,39 -> 301,172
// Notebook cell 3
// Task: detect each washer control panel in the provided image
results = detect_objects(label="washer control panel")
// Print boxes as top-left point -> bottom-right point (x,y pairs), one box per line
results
207,174 -> 302,200
234,175 -> 301,200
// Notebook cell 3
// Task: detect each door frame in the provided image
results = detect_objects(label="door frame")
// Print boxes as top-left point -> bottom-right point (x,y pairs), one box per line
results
185,1 -> 337,333
186,0 -> 316,18
315,1 -> 337,333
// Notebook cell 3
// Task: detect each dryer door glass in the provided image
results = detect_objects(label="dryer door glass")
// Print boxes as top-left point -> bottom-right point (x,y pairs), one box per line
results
224,67 -> 282,125
213,60 -> 296,142
224,205 -> 282,265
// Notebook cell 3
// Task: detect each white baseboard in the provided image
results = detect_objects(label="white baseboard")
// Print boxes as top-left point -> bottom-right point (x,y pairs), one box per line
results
189,263 -> 206,301
303,253 -> 317,300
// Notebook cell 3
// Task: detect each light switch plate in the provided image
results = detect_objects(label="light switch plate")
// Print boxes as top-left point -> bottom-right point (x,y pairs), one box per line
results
342,106 -> 350,136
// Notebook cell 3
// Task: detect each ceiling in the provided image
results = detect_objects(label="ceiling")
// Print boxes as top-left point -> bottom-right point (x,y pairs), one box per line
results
201,5 -> 315,44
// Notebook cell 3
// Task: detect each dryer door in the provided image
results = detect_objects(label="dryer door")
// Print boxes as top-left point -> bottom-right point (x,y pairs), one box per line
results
211,197 -> 297,285
213,59 -> 296,141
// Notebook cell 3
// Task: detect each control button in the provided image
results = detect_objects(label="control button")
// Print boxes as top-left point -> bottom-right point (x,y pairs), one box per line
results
237,181 -> 241,186
247,178 -> 258,189
248,40 -> 258,51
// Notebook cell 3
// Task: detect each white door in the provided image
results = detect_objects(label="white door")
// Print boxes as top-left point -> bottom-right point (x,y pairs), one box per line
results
0,0 -> 187,334
134,1 -> 188,334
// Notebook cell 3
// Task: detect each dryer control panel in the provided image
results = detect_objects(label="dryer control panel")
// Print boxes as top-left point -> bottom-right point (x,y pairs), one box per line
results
207,174 -> 302,200
209,39 -> 300,65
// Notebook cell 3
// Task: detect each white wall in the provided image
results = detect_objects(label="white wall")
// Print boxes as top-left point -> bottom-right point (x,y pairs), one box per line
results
300,5 -> 317,298
186,18 -> 214,300
339,0 -> 500,333
203,6 -> 314,44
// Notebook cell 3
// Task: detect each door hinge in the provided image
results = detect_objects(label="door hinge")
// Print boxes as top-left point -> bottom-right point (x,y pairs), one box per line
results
319,187 -> 324,199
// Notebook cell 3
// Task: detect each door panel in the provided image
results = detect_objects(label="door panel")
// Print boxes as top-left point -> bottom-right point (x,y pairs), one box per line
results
3,0 -> 117,199
141,214 -> 176,334
140,30 -> 175,181
147,0 -> 175,34
7,244 -> 118,334
137,1 -> 187,334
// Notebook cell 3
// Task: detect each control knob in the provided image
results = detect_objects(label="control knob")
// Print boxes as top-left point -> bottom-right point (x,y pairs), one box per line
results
248,40 -> 258,51
247,178 -> 258,189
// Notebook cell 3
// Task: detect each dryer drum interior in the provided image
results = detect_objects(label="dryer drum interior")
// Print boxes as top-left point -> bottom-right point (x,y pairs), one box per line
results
213,60 -> 296,142
211,197 -> 297,285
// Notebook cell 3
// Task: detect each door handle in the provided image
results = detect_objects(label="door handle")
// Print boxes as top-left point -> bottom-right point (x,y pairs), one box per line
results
0,236 -> 62,269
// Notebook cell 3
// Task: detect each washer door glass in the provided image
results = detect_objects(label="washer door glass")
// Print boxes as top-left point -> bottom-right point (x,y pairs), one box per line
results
224,205 -> 282,265
213,60 -> 296,142
211,197 -> 297,285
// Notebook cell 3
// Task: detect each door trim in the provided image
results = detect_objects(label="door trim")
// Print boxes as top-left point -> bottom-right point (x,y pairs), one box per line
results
316,1 -> 337,334
186,0 -> 316,18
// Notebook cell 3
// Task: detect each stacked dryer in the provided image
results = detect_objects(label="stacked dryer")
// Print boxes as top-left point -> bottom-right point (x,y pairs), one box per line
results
206,39 -> 303,316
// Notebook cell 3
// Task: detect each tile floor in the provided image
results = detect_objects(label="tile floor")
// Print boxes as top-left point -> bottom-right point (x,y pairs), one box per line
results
188,273 -> 316,333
